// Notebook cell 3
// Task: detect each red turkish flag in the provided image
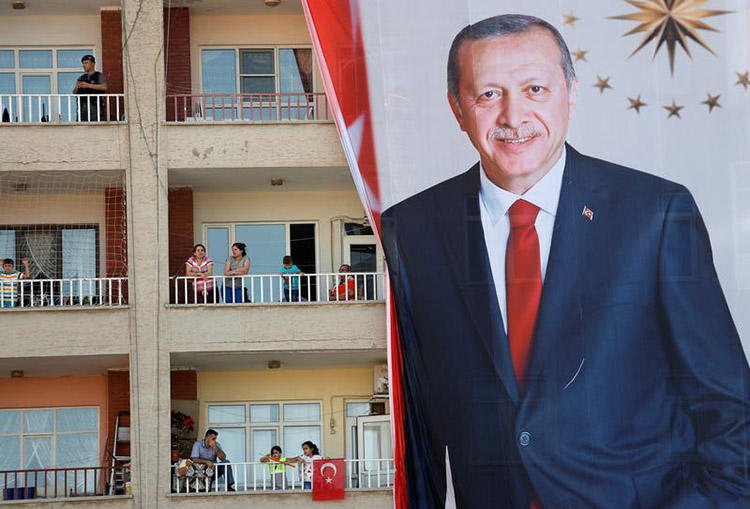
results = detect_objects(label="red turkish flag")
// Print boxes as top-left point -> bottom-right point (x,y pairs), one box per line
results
312,458 -> 345,501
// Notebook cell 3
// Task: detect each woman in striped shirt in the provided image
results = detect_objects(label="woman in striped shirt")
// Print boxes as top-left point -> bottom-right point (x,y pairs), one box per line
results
185,244 -> 215,303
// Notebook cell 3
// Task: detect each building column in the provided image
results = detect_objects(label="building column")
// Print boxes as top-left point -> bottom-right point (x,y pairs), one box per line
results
121,0 -> 168,507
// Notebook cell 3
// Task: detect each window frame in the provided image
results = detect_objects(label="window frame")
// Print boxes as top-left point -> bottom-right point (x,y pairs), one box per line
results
198,45 -> 315,100
0,47 -> 96,95
0,224 -> 100,279
206,400 -> 323,465
202,221 -> 319,274
0,406 -> 100,471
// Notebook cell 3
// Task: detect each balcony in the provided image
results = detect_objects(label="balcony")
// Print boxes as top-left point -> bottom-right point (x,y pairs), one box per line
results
166,93 -> 329,123
169,272 -> 384,306
166,358 -> 392,506
170,458 -> 394,494
0,5 -> 129,171
2,277 -> 128,309
1,93 -> 125,124
0,464 -> 129,501
0,355 -> 132,503
163,3 -> 345,170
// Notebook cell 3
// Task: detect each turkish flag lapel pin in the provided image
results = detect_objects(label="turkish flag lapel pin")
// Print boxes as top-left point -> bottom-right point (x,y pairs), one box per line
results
581,205 -> 594,221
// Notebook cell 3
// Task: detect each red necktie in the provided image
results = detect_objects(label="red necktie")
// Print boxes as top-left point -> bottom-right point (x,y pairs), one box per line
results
505,199 -> 542,389
506,199 -> 544,509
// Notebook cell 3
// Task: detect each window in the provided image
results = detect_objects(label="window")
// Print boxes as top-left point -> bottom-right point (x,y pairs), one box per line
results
206,401 -> 322,489
200,47 -> 314,120
203,222 -> 317,301
0,47 -> 94,122
0,407 -> 99,495
0,225 -> 99,281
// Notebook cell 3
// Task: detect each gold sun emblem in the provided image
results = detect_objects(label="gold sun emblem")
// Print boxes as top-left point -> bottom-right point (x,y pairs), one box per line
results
611,0 -> 732,75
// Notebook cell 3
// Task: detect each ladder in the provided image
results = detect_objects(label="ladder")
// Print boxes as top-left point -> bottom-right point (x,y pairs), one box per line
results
108,411 -> 131,496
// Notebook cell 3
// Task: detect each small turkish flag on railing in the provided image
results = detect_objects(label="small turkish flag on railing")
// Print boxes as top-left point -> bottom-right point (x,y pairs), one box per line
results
312,458 -> 345,501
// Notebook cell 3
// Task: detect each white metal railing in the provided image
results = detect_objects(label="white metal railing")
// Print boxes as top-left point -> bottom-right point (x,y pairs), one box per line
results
166,92 -> 330,122
0,94 -> 125,123
171,458 -> 395,494
170,272 -> 384,305
0,277 -> 128,308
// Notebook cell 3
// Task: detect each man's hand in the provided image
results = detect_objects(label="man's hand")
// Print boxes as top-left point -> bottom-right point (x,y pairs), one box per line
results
205,460 -> 214,469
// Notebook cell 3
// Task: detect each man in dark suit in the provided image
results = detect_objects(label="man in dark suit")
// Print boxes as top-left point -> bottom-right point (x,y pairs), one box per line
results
381,14 -> 749,508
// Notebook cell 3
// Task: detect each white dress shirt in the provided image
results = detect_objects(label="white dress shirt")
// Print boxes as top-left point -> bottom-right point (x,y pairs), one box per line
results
478,147 -> 566,333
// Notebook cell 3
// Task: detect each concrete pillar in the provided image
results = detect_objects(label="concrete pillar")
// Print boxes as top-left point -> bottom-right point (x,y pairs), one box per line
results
121,0 -> 168,507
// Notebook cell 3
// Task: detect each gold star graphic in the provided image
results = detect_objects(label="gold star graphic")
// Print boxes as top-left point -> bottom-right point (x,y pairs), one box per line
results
701,92 -> 721,112
736,71 -> 750,90
627,95 -> 647,113
572,47 -> 589,63
563,12 -> 581,28
594,76 -> 613,94
610,0 -> 732,75
663,99 -> 684,119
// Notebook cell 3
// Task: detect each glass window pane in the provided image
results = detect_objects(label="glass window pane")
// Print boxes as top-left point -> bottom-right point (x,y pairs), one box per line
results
283,403 -> 320,422
283,425 -> 321,458
57,72 -> 81,122
241,76 -> 275,95
201,49 -> 236,94
0,410 -> 20,433
240,50 -> 274,74
346,402 -> 371,418
56,408 -> 97,432
0,73 -> 15,94
205,227 -> 229,277
250,404 -> 279,423
212,427 -> 245,462
235,224 -> 286,302
251,429 -> 278,488
0,437 -> 19,470
21,75 -> 51,122
56,433 -> 97,467
24,436 -> 52,469
19,50 -> 52,68
208,405 -> 245,424
62,229 -> 97,296
279,49 -> 312,94
57,49 -> 92,68
0,50 -> 13,68
24,409 -> 53,433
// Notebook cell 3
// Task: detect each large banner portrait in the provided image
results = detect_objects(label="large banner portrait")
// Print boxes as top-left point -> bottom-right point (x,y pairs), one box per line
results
303,1 -> 750,507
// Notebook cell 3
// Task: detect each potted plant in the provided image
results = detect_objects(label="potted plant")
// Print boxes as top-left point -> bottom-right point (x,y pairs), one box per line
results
170,410 -> 195,463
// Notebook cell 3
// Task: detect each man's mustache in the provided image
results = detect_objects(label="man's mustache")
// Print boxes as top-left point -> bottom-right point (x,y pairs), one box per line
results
491,127 -> 544,140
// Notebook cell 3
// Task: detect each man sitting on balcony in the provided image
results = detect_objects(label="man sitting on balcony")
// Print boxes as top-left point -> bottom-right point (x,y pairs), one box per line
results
190,429 -> 235,491
0,258 -> 29,308
73,55 -> 107,122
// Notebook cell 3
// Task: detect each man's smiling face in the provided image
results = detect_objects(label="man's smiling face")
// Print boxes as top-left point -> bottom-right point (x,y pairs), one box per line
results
449,29 -> 576,192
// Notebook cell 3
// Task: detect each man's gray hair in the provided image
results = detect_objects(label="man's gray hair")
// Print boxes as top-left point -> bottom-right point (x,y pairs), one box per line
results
447,14 -> 575,99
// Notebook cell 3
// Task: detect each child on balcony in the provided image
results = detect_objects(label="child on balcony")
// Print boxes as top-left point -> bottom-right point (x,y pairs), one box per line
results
260,445 -> 293,489
1,258 -> 29,308
279,256 -> 304,302
289,441 -> 323,490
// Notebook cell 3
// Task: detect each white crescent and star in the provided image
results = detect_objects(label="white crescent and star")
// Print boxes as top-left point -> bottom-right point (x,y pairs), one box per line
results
320,462 -> 338,484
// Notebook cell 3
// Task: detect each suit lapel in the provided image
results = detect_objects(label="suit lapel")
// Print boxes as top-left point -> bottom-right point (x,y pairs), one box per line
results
521,146 -> 608,400
431,164 -> 520,404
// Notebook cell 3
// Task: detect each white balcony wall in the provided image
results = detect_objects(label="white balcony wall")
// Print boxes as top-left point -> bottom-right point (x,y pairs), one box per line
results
0,15 -> 102,52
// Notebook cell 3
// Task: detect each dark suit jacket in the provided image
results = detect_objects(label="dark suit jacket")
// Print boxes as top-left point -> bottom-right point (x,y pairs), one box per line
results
381,145 -> 750,508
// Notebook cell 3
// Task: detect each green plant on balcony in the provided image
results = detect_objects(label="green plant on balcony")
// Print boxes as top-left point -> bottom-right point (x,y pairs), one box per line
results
170,410 -> 195,461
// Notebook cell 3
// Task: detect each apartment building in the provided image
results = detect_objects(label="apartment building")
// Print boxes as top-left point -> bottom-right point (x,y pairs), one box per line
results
0,1 -> 392,508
